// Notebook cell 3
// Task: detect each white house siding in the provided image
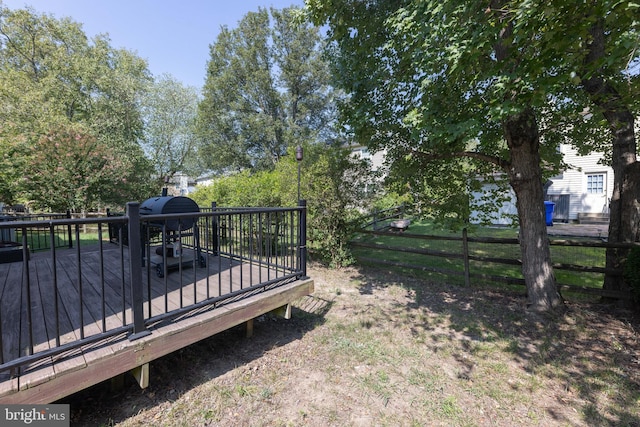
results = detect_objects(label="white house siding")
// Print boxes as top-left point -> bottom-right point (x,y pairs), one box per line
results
470,183 -> 518,226
546,144 -> 613,221
471,144 -> 613,225
350,146 -> 387,171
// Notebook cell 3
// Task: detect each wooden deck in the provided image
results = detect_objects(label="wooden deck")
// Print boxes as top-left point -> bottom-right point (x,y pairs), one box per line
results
0,243 -> 313,403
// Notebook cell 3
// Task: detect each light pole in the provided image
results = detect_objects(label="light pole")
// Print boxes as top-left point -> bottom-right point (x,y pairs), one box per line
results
296,145 -> 303,201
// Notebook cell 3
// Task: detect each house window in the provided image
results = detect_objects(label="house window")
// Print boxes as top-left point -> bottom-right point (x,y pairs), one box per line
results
587,173 -> 605,194
358,148 -> 371,159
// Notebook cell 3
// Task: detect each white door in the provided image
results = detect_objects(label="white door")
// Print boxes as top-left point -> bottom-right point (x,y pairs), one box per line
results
585,173 -> 609,213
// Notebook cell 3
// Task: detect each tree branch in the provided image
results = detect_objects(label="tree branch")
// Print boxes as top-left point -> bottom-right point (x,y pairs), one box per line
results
410,149 -> 509,171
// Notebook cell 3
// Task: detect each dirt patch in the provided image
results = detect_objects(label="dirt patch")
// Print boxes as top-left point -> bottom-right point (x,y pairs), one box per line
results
66,263 -> 640,426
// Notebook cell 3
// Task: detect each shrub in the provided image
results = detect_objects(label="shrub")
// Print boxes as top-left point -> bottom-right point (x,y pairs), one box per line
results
191,144 -> 375,267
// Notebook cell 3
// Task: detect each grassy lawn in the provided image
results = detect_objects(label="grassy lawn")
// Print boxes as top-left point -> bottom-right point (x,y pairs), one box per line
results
17,230 -> 105,251
351,219 -> 607,302
67,263 -> 640,426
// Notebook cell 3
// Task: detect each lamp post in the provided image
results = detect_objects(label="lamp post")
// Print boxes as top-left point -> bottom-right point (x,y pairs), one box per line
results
296,145 -> 303,201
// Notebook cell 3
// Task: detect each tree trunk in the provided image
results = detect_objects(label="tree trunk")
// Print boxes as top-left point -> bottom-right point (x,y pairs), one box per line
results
602,113 -> 637,300
581,19 -> 637,300
504,108 -> 563,311
489,2 -> 562,311
615,162 -> 640,303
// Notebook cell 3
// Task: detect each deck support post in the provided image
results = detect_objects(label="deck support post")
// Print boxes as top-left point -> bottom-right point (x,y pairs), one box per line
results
272,303 -> 292,320
246,318 -> 254,338
131,363 -> 149,389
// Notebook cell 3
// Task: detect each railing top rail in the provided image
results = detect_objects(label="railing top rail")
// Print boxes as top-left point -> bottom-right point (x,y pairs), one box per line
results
201,206 -> 303,213
0,205 -> 305,230
0,215 -> 128,229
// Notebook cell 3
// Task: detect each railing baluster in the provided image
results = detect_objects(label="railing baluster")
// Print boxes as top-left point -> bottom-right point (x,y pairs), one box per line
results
299,200 -> 308,279
249,213 -> 254,286
239,214 -> 244,290
99,224 -> 106,333
50,224 -> 60,347
75,224 -> 83,340
66,210 -> 72,249
119,225 -> 126,326
22,226 -> 33,356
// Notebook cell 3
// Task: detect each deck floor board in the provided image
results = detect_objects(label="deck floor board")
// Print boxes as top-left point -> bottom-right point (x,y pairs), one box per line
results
0,243 -> 312,403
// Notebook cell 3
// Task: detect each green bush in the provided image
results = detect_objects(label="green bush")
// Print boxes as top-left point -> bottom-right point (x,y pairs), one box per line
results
191,144 -> 375,267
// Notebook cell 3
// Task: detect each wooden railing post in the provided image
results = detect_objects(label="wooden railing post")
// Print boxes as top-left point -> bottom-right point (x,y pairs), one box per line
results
127,202 -> 151,340
462,227 -> 471,287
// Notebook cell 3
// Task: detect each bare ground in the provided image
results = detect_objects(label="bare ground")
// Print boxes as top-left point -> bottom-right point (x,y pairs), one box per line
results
66,263 -> 640,426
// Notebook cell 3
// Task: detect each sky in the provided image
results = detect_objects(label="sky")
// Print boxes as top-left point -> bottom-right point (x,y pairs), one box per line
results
1,0 -> 305,90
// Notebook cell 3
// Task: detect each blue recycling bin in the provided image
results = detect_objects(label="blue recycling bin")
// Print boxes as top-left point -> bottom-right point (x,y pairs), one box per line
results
544,201 -> 555,226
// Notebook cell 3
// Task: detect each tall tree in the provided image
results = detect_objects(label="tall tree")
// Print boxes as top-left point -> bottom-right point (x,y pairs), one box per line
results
308,0 -> 568,311
308,0 -> 639,309
141,74 -> 201,183
575,2 -> 639,299
25,126 -> 128,212
0,4 -> 154,210
198,6 -> 336,173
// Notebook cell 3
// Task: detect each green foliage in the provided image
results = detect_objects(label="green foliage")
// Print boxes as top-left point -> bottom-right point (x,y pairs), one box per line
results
308,0 -> 639,216
623,247 -> 640,303
192,144 -> 373,267
369,191 -> 411,213
0,4 -> 153,210
23,126 -> 155,212
197,6 -> 337,173
191,169 -> 284,208
141,74 -> 201,181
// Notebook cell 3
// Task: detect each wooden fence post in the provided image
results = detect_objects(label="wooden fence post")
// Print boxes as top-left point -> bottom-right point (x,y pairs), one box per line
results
462,227 -> 471,287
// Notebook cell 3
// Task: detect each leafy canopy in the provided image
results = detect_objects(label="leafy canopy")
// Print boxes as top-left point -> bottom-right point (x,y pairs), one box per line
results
308,0 -> 639,225
0,4 -> 154,210
198,6 -> 338,173
141,74 -> 201,183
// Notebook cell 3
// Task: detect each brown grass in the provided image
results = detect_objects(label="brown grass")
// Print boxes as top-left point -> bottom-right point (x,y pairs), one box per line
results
67,263 -> 640,426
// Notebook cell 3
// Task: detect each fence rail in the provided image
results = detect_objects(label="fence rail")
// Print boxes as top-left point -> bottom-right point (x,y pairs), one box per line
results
357,204 -> 407,231
351,227 -> 633,300
0,201 -> 308,374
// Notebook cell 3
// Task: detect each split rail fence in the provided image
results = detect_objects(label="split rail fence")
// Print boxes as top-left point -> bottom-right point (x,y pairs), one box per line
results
351,207 -> 633,301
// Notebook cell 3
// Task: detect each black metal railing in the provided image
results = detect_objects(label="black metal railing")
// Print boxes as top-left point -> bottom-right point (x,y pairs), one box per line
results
0,201 -> 308,374
1,212 -> 73,251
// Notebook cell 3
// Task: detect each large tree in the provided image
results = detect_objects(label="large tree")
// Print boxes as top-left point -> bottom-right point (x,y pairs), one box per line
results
0,4 -> 154,210
308,0 -> 568,311
308,0 -> 639,309
197,6 -> 337,173
575,2 -> 639,299
141,74 -> 201,184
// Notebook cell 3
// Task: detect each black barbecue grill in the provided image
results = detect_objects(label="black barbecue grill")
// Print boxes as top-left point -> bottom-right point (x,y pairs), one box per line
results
139,196 -> 205,277
140,196 -> 199,230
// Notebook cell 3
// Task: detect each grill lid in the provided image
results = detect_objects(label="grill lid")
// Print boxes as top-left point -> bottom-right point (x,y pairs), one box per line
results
140,196 -> 200,231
